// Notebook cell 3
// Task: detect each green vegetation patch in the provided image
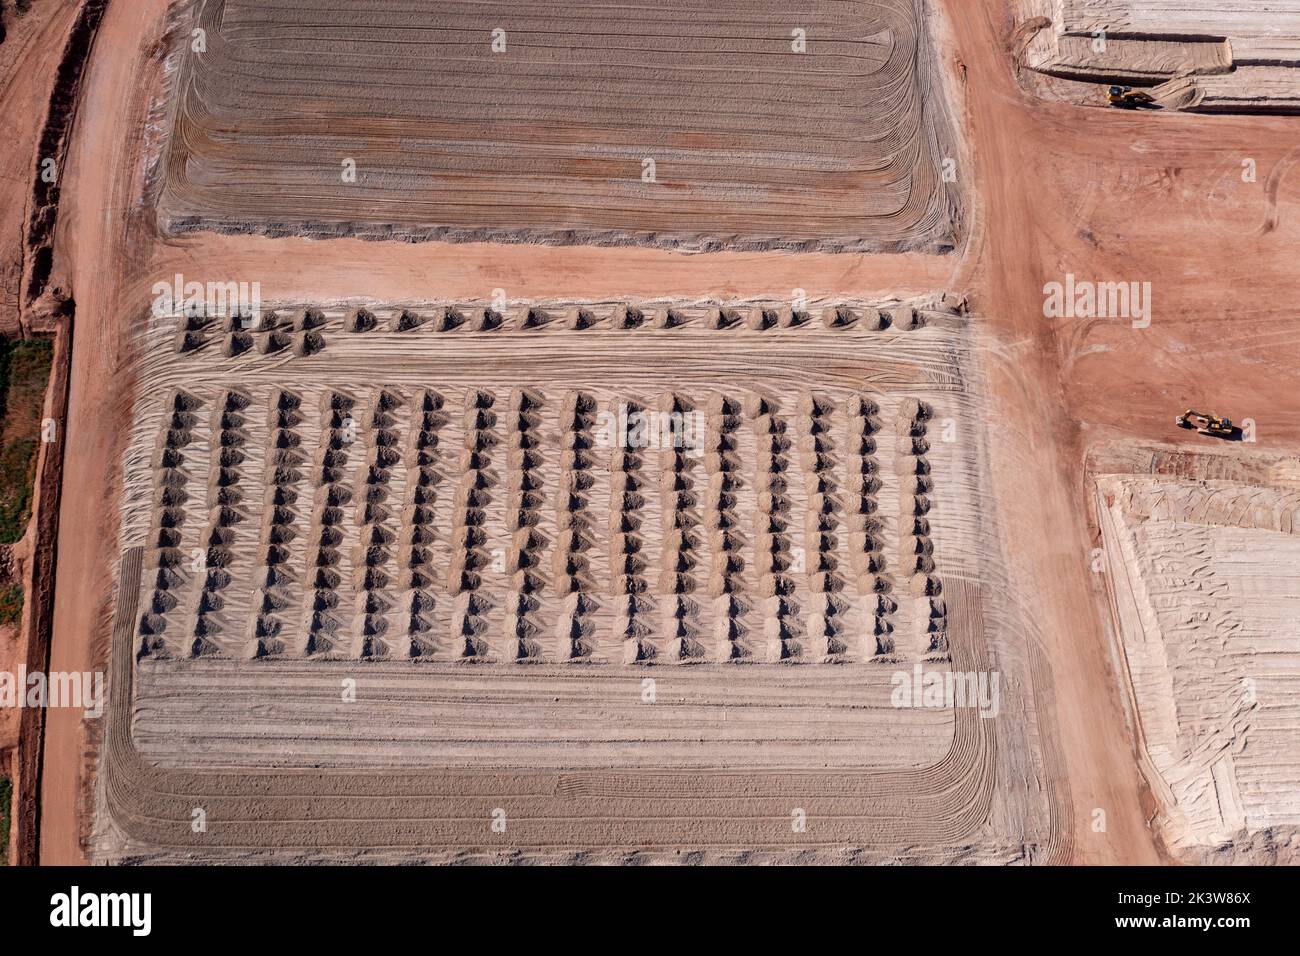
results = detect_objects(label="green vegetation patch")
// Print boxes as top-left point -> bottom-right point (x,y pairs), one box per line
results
0,775 -> 12,865
0,338 -> 53,544
0,582 -> 22,626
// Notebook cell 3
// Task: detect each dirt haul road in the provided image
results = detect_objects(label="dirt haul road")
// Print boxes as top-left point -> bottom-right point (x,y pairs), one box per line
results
34,0 -> 1300,863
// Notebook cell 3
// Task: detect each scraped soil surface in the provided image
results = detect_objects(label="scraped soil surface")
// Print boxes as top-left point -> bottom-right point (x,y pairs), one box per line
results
157,0 -> 962,253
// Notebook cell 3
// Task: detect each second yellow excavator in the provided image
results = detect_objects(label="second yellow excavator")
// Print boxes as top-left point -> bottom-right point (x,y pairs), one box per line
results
1176,409 -> 1235,437
1108,86 -> 1157,109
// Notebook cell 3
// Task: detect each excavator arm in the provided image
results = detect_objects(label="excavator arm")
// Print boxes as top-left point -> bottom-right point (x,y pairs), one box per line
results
1176,409 -> 1234,436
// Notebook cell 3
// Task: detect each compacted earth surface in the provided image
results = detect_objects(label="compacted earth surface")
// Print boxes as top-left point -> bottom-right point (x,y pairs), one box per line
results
158,0 -> 962,253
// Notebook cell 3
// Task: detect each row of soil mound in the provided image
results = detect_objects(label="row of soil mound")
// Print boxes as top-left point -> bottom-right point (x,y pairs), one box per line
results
168,299 -> 954,358
898,399 -> 948,661
135,385 -> 953,663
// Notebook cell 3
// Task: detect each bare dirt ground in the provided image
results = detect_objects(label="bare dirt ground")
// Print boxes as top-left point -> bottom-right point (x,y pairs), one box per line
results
158,0 -> 961,253
20,0 -> 1300,865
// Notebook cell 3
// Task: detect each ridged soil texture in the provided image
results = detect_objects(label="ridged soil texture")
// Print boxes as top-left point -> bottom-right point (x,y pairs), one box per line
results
448,389 -> 498,659
248,389 -> 306,658
303,391 -> 356,657
352,389 -> 406,659
554,391 -> 600,660
138,390 -> 204,660
401,390 -> 447,658
612,399 -> 655,663
159,0 -> 961,253
502,388 -> 548,661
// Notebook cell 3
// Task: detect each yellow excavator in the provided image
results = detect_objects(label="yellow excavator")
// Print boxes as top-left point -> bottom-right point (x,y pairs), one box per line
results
1176,409 -> 1235,438
1108,85 -> 1157,109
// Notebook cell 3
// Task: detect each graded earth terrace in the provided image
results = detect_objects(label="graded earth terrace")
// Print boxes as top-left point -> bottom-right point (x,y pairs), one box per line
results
156,0 -> 962,252
88,297 -> 1063,863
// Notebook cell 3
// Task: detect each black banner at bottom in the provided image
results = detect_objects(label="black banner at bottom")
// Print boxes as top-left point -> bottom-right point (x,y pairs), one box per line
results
0,864 -> 1276,943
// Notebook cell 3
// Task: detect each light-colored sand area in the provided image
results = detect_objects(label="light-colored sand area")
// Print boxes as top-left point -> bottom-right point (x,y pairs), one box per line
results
133,663 -> 953,771
1059,0 -> 1300,39
1021,0 -> 1300,111
1098,464 -> 1300,859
